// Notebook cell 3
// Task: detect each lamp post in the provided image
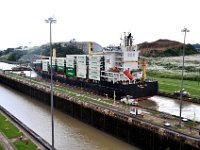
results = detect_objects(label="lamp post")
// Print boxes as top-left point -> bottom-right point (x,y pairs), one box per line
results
29,63 -> 32,95
179,27 -> 189,127
45,17 -> 56,149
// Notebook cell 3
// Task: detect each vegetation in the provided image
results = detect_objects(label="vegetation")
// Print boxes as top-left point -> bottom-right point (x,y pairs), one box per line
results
7,50 -> 28,62
0,114 -> 23,138
0,48 -> 14,56
146,53 -> 200,99
0,145 -> 4,150
184,120 -> 197,127
147,70 -> 200,81
161,44 -> 197,57
147,54 -> 200,85
193,43 -> 200,50
148,76 -> 200,98
0,113 -> 38,150
13,140 -> 37,150
0,42 -> 84,63
29,43 -> 84,57
148,44 -> 198,57
53,43 -> 84,56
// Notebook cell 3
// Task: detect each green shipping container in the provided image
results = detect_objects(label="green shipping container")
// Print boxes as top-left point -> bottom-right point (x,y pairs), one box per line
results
57,66 -> 65,71
66,67 -> 76,77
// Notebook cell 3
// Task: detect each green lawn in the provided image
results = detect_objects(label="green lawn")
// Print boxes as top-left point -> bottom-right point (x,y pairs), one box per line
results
150,76 -> 200,98
13,140 -> 37,150
0,114 -> 23,139
0,113 -> 38,150
0,144 -> 4,150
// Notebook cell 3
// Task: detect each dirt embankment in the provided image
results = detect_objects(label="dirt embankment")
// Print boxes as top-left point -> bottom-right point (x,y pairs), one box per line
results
138,39 -> 183,55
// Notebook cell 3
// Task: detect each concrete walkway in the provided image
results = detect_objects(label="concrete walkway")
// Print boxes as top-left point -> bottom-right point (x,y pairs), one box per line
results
0,133 -> 15,150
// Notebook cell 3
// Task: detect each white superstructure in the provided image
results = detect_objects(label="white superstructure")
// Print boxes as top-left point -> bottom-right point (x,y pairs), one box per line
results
101,32 -> 141,83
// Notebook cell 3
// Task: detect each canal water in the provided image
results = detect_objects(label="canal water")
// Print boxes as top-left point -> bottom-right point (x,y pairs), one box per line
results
147,96 -> 200,122
0,62 -> 16,70
0,84 -> 139,150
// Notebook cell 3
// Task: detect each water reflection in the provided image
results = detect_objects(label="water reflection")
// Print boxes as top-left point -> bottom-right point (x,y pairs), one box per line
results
0,62 -> 16,70
139,99 -> 157,109
148,96 -> 200,121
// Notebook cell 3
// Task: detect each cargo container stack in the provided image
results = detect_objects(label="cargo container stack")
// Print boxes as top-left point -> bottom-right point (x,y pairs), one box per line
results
88,55 -> 104,81
76,55 -> 88,79
42,60 -> 49,72
56,57 -> 66,75
66,55 -> 76,77
48,57 -> 57,74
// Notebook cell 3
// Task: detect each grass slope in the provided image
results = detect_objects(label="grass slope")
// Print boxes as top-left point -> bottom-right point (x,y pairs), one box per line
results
0,145 -> 4,150
0,113 -> 37,150
0,114 -> 23,138
151,76 -> 200,98
14,140 -> 37,150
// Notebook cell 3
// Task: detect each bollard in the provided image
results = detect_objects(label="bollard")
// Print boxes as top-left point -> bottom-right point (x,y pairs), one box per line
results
25,139 -> 29,145
37,146 -> 41,150
19,136 -> 23,141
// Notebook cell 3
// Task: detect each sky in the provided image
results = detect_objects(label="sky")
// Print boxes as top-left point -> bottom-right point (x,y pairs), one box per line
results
0,0 -> 199,50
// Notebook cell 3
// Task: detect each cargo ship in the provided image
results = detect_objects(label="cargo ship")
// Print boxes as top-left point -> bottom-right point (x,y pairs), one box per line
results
33,32 -> 158,100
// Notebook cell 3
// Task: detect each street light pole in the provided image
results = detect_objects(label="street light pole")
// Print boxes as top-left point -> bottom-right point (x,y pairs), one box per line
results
179,27 -> 189,127
45,17 -> 56,150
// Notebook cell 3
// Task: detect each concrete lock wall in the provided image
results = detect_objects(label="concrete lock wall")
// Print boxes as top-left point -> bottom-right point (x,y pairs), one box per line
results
0,74 -> 199,150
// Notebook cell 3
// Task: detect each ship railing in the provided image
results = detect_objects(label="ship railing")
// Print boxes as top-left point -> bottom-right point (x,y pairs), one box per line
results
101,70 -> 132,84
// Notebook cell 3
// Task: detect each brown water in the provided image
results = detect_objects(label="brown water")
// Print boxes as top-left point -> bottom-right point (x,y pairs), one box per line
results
0,84 -> 139,150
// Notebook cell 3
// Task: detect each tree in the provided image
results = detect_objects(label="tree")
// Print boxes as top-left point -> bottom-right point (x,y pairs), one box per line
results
7,50 -> 28,61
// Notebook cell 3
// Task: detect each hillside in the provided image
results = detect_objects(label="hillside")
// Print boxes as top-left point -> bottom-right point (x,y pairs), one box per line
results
138,39 -> 183,56
0,39 -> 198,63
0,41 -> 103,63
193,43 -> 200,52
27,41 -> 102,56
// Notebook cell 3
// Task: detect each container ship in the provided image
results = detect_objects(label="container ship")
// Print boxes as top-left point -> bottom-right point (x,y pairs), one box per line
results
33,32 -> 158,100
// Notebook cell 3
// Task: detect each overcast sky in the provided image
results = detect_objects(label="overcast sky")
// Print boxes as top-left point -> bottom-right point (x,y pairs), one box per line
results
0,0 -> 199,50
